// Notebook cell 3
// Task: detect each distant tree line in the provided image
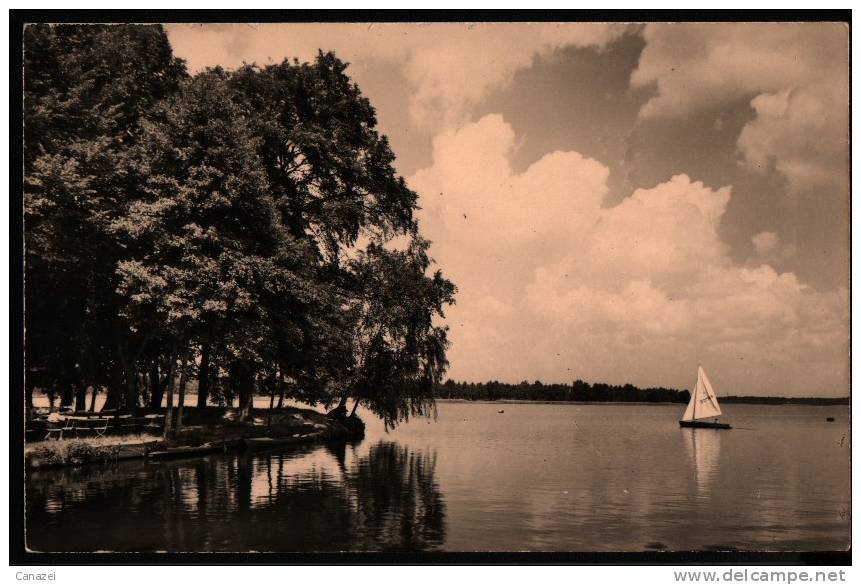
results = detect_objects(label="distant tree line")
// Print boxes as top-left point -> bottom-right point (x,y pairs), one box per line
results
23,24 -> 455,433
435,380 -> 849,405
720,396 -> 849,405
435,379 -> 691,403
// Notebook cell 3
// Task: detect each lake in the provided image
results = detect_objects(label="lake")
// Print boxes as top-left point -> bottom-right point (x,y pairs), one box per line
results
25,401 -> 850,552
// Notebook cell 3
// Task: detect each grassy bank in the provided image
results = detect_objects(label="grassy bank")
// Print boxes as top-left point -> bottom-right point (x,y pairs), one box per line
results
26,435 -> 161,467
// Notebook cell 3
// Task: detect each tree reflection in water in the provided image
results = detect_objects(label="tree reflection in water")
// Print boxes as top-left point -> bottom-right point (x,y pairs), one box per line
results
25,441 -> 446,552
334,441 -> 446,551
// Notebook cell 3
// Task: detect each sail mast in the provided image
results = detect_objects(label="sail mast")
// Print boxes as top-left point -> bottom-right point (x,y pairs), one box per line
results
692,367 -> 699,420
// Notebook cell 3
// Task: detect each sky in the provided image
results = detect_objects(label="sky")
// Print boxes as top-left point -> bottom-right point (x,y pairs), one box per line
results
165,22 -> 850,397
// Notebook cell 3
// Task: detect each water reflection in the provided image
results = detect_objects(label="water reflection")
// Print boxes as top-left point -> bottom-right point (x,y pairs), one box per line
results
26,440 -> 446,552
682,429 -> 722,497
342,441 -> 446,551
26,403 -> 851,552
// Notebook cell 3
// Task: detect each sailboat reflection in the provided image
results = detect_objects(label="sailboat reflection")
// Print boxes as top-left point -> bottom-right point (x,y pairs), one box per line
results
682,428 -> 722,497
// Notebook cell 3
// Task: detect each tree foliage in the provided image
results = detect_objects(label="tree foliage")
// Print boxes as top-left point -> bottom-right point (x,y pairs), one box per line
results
23,26 -> 455,431
343,239 -> 455,429
24,24 -> 186,409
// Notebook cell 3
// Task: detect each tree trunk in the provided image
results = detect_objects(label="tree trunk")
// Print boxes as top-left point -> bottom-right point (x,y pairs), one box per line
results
236,372 -> 246,419
101,387 -> 116,411
102,361 -> 124,411
138,371 -> 149,407
60,385 -> 74,408
237,365 -> 253,422
74,384 -> 88,412
349,398 -> 361,418
89,386 -> 99,412
175,348 -> 189,435
197,343 -> 210,410
116,326 -> 150,414
25,378 -> 35,421
276,370 -> 285,410
149,362 -> 164,409
327,392 -> 350,418
164,343 -> 177,438
267,366 -> 277,426
123,371 -> 138,414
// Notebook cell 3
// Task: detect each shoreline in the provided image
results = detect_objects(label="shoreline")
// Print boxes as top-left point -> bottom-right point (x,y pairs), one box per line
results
435,398 -> 850,406
24,405 -> 363,471
25,397 -> 848,470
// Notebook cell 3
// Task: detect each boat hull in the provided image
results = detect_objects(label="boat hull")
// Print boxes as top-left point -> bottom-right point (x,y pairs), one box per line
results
679,420 -> 731,429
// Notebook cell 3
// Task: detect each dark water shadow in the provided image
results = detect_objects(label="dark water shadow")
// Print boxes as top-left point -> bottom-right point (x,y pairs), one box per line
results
26,440 -> 446,552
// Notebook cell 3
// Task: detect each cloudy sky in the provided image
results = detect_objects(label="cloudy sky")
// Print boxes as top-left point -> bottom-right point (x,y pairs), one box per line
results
166,22 -> 849,397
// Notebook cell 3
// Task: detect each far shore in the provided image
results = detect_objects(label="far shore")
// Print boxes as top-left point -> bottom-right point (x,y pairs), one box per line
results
436,397 -> 850,406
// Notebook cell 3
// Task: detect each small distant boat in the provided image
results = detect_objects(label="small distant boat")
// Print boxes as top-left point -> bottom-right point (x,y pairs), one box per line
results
679,366 -> 731,430
497,409 -> 505,414
826,417 -> 835,422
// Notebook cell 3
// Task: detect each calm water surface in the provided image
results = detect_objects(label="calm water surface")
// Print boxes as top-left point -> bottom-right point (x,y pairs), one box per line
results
26,402 -> 850,552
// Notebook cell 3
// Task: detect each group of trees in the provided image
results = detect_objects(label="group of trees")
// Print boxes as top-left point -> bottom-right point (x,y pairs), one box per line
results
435,379 -> 691,403
23,24 -> 455,432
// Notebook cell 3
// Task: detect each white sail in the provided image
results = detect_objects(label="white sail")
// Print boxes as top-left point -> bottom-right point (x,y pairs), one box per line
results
681,366 -> 723,421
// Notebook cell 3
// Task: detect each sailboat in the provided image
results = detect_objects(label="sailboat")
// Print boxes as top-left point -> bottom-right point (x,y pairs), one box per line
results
679,365 -> 731,429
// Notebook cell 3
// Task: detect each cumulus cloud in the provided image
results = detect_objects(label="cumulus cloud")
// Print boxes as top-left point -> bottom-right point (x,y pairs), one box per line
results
396,23 -> 631,127
748,231 -> 797,270
412,114 -> 609,244
166,23 -> 630,128
410,115 -> 848,395
631,23 -> 848,191
737,84 -> 848,191
752,231 -> 779,255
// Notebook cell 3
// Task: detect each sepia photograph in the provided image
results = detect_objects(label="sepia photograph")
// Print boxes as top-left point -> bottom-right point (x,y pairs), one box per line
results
10,11 -> 852,563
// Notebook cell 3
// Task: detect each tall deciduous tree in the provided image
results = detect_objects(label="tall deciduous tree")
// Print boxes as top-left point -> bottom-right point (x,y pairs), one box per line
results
24,24 -> 186,412
228,54 -> 456,426
337,238 -> 455,430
